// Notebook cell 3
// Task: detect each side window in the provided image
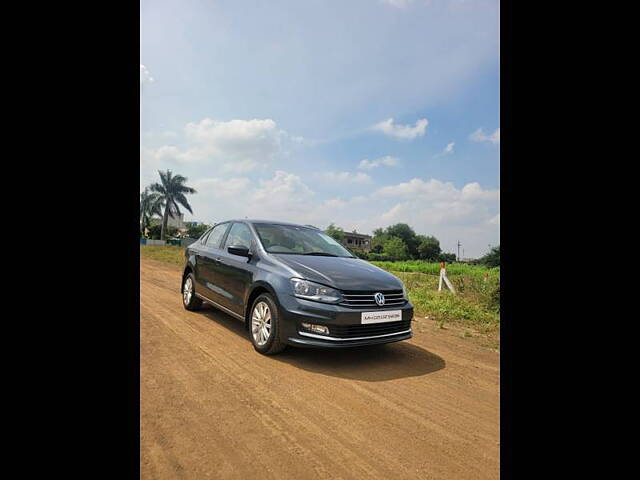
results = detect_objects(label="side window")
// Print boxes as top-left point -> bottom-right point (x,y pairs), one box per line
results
224,222 -> 253,249
205,223 -> 229,249
199,228 -> 213,244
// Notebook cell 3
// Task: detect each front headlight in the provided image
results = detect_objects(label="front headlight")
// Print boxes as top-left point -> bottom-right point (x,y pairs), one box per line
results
290,278 -> 342,304
402,282 -> 408,300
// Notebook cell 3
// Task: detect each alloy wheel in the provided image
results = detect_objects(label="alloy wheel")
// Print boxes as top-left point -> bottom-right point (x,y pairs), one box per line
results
251,301 -> 272,346
183,277 -> 193,305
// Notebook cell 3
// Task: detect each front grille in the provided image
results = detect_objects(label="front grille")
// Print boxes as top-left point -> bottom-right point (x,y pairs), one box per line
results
340,289 -> 406,308
328,320 -> 411,339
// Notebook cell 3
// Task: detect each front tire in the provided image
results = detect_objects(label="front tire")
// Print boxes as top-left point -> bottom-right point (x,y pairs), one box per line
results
182,273 -> 203,311
250,294 -> 286,355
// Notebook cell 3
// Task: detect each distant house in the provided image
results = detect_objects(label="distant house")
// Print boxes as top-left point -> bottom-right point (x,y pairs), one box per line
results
341,231 -> 372,251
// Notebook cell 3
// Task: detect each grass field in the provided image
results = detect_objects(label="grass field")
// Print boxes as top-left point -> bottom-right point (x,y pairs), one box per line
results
371,260 -> 499,278
140,245 -> 500,348
140,244 -> 186,266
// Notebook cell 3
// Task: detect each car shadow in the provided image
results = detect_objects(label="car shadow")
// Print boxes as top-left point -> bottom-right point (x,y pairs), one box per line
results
199,304 -> 248,336
273,343 -> 445,382
198,305 -> 445,382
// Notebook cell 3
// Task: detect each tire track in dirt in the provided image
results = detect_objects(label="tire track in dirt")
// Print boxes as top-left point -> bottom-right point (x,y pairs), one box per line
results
140,257 -> 499,479
143,285 -> 399,479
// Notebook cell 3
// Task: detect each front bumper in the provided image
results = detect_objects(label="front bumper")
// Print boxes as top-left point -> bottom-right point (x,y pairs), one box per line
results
276,294 -> 414,348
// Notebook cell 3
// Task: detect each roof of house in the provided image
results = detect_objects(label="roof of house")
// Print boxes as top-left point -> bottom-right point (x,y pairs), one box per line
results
343,232 -> 372,239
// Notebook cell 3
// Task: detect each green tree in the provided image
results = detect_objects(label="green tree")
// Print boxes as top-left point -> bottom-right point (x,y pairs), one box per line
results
479,245 -> 500,268
149,170 -> 197,240
140,187 -> 164,236
325,223 -> 345,243
187,223 -> 210,239
417,235 -> 441,261
383,236 -> 409,260
371,224 -> 444,260
385,223 -> 420,258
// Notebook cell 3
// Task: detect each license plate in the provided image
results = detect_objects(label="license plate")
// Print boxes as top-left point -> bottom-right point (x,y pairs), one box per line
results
361,310 -> 402,324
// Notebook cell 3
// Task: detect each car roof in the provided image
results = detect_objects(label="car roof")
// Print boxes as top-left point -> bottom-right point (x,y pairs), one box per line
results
220,219 -> 320,229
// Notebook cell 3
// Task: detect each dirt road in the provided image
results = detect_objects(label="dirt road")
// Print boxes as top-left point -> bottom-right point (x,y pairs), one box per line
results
140,257 -> 499,479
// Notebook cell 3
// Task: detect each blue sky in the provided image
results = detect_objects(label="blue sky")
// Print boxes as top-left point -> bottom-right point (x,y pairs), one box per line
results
140,0 -> 499,258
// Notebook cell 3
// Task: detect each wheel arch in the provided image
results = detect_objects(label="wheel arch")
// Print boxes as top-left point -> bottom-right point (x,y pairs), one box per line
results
181,265 -> 194,293
244,282 -> 278,330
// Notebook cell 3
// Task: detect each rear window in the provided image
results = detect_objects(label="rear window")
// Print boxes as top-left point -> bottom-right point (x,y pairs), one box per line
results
205,223 -> 229,248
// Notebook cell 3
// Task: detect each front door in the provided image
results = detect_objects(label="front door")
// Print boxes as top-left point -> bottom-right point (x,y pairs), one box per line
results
216,222 -> 257,315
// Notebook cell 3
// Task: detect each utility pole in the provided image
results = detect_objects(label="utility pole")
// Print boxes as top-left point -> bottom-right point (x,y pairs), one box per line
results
457,240 -> 462,261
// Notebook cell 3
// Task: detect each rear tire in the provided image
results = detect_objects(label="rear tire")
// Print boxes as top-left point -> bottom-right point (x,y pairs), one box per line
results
250,294 -> 286,355
182,273 -> 203,311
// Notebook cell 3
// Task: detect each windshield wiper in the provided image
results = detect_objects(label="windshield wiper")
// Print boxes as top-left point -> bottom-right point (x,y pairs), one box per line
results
301,252 -> 339,257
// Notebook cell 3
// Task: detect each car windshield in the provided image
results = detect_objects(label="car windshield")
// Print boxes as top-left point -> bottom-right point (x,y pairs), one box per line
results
254,224 -> 356,258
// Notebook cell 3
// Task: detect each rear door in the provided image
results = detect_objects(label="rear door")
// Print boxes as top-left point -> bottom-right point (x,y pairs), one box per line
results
196,222 -> 231,304
215,222 -> 257,315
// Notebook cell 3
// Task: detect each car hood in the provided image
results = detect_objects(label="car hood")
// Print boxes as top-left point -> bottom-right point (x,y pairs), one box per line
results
273,254 -> 403,291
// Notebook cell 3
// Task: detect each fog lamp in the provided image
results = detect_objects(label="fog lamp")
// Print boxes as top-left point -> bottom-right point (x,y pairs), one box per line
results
301,322 -> 330,335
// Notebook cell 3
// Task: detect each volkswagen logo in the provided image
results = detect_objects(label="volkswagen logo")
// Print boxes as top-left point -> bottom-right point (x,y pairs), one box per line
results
374,292 -> 385,306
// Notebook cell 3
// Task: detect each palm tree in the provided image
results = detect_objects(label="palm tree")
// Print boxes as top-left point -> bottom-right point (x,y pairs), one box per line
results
149,170 -> 197,240
140,187 -> 164,236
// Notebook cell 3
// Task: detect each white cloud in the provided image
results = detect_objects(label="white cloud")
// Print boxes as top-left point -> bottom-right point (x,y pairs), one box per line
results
376,178 -> 457,198
183,118 -> 285,164
380,0 -> 415,8
469,127 -> 500,144
185,171 -> 316,224
358,155 -> 400,169
461,182 -> 500,202
252,171 -> 314,204
172,171 -> 498,257
372,118 -> 428,140
317,171 -> 372,184
381,202 -> 408,220
142,118 -> 302,172
222,159 -> 262,173
323,198 -> 348,209
193,177 -> 251,198
373,178 -> 499,226
140,64 -> 154,84
154,145 -> 181,163
434,142 -> 455,158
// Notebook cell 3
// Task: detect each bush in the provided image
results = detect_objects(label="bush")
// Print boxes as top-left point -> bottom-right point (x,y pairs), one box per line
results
364,252 -> 398,262
438,252 -> 457,263
479,245 -> 500,268
147,224 -> 178,240
350,249 -> 370,260
490,283 -> 500,312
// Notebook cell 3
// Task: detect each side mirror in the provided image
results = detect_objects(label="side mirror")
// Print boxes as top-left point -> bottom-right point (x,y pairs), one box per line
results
228,245 -> 251,257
